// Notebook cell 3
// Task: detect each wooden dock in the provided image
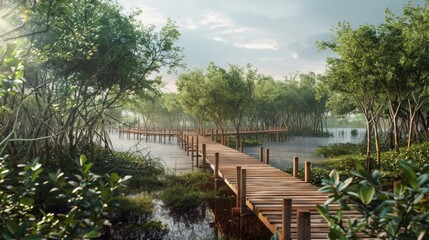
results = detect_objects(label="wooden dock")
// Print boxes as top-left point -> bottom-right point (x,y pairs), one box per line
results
179,132 -> 358,240
118,127 -> 288,142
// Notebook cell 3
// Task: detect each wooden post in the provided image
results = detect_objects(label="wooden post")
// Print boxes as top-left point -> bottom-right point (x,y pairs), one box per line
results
297,210 -> 311,240
259,146 -> 264,162
196,136 -> 199,167
202,144 -> 206,165
186,134 -> 190,156
240,168 -> 247,238
211,129 -> 214,141
281,199 -> 292,240
240,140 -> 244,153
305,161 -> 311,183
265,148 -> 270,165
393,180 -> 399,193
293,156 -> 299,177
214,152 -> 219,180
240,168 -> 247,214
191,136 -> 194,162
240,169 -> 247,215
236,166 -> 242,207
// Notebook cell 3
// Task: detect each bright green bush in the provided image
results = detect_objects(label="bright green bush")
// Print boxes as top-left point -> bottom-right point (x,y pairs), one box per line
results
318,160 -> 429,239
319,142 -> 429,177
0,155 -> 129,239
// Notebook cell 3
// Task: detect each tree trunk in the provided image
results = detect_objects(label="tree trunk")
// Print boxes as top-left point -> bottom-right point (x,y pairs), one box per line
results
365,119 -> 372,172
374,117 -> 381,167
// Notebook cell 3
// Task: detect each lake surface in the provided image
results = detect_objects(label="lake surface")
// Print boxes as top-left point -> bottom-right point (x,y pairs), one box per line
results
244,127 -> 365,170
109,127 -> 365,239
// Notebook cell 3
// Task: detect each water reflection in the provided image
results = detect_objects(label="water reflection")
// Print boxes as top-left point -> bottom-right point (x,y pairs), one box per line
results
152,200 -> 214,240
244,128 -> 365,170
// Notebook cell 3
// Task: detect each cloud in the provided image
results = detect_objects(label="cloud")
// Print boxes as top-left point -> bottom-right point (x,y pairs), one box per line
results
291,52 -> 299,59
212,37 -> 226,43
234,39 -> 279,50
259,57 -> 284,61
180,11 -> 233,30
117,0 -> 425,88
134,5 -> 167,26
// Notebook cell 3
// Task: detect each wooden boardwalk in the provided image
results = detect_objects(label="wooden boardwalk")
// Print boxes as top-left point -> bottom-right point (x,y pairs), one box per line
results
179,132 -> 359,240
118,127 -> 288,139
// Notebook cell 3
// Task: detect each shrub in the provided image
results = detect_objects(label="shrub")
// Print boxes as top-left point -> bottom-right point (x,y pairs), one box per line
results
314,143 -> 362,158
0,155 -> 129,239
159,172 -> 215,210
318,160 -> 429,239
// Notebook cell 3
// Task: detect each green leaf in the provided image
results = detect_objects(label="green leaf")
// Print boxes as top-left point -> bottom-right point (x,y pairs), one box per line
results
329,170 -> 340,185
80,155 -> 87,166
398,160 -> 418,189
83,162 -> 93,174
417,174 -> 428,187
48,232 -> 62,239
338,177 -> 353,192
49,172 -> 58,182
84,230 -> 101,238
19,197 -> 34,206
6,220 -> 17,235
413,193 -> 425,204
316,205 -> 331,223
109,172 -> 119,184
319,185 -> 333,193
350,162 -> 369,179
358,184 -> 374,204
118,175 -> 132,183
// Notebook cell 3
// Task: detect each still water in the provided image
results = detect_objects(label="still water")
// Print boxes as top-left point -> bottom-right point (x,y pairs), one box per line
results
110,127 -> 365,239
244,127 -> 365,170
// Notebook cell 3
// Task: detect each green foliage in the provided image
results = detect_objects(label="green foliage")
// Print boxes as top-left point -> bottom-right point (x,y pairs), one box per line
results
159,172 -> 215,210
90,147 -> 165,178
0,155 -> 129,239
113,193 -> 154,217
0,41 -> 25,108
160,185 -> 206,209
314,143 -> 363,158
317,160 -> 429,239
1,0 -> 184,162
319,142 -> 429,177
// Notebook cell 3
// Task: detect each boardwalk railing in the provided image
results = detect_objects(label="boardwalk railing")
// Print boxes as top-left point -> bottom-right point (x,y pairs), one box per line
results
118,127 -> 289,143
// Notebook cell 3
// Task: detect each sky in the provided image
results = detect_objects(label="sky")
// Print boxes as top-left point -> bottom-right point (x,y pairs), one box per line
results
117,0 -> 425,92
